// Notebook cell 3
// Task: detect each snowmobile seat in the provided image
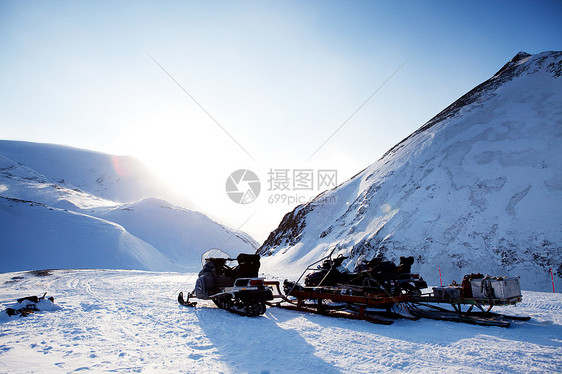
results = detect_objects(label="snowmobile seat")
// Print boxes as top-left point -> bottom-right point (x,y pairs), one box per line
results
237,253 -> 260,263
369,259 -> 398,281
397,256 -> 414,274
236,253 -> 260,278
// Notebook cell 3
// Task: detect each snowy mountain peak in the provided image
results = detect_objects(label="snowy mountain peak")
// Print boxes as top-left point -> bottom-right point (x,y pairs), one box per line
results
512,51 -> 532,61
0,141 -> 257,272
0,140 -> 192,208
258,51 -> 562,291
381,51 -> 561,163
495,51 -> 532,75
492,50 -> 560,80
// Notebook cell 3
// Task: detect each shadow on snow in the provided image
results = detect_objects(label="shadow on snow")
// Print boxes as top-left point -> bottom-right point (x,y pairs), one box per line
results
196,305 -> 341,374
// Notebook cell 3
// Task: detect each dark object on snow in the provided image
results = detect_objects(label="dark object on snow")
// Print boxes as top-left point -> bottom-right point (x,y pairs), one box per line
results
5,292 -> 54,318
6,305 -> 39,317
397,256 -> 414,274
304,255 -> 348,287
302,253 -> 427,296
461,273 -> 484,298
196,261 -> 218,298
236,253 -> 260,278
16,292 -> 55,304
177,292 -> 197,307
17,295 -> 41,304
28,269 -> 54,277
178,249 -> 273,316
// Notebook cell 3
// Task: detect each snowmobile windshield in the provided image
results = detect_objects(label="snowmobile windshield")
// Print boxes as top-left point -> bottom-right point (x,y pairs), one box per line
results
201,248 -> 231,268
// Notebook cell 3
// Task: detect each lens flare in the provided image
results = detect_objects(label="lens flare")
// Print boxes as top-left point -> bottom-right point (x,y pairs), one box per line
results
111,155 -> 130,178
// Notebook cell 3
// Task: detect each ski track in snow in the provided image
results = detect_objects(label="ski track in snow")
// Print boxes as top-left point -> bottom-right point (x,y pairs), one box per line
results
1,270 -> 561,373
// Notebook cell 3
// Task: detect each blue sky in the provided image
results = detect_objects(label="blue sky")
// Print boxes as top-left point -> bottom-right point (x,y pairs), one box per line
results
1,0 -> 561,241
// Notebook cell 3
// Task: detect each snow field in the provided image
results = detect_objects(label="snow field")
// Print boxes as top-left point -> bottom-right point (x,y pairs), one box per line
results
1,270 -> 561,373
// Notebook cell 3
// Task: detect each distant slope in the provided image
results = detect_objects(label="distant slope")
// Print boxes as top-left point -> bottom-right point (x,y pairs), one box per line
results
0,141 -> 258,272
258,51 -> 562,291
91,197 -> 258,268
0,197 -> 177,272
0,153 -> 116,210
0,140 -> 191,207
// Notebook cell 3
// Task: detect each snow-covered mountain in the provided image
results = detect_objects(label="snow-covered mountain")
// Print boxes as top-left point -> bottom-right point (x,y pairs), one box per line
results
0,140 -> 191,207
0,141 -> 257,272
258,51 -> 562,291
0,197 -> 175,272
91,197 -> 257,268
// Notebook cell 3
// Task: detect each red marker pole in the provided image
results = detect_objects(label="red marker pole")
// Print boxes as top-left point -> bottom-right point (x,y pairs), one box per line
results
551,268 -> 556,293
439,266 -> 443,287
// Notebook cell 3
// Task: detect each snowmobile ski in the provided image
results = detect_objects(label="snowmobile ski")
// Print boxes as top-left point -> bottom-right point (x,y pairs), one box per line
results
178,292 -> 197,307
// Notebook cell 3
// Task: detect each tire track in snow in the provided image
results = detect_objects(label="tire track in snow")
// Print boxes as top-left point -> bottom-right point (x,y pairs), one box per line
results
0,270 -> 225,373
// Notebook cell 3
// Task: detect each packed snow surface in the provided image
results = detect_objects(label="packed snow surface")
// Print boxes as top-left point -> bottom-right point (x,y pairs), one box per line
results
1,270 -> 561,373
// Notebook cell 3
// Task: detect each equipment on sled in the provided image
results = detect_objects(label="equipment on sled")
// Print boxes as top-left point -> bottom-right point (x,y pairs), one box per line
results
271,249 -> 528,327
302,250 -> 427,296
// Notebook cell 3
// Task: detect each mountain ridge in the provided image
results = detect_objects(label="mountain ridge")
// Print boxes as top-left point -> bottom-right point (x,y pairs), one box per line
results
0,139 -> 192,207
0,141 -> 257,272
258,51 -> 562,291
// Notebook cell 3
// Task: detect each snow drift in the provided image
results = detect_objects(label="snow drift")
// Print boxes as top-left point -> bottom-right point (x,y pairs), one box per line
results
0,197 -> 177,272
91,197 -> 258,268
258,51 -> 562,291
0,141 -> 257,273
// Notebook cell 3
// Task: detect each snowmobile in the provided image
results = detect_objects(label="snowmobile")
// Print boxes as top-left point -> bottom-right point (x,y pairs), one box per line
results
270,251 -> 428,325
178,249 -> 273,316
275,250 -> 528,327
299,253 -> 427,296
